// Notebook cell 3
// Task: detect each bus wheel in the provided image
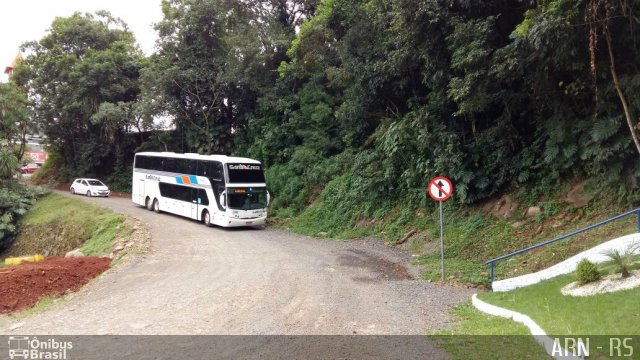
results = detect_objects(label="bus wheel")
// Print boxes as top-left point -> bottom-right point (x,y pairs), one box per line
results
203,210 -> 212,227
145,197 -> 152,210
153,199 -> 160,213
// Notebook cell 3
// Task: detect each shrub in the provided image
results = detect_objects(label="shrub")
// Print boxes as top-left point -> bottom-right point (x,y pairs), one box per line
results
0,182 -> 48,253
264,164 -> 307,214
106,165 -> 132,192
576,259 -> 601,284
0,149 -> 19,180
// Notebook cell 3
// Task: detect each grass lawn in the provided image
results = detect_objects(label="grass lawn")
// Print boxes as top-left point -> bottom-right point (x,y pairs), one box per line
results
479,275 -> 640,335
479,274 -> 640,358
4,193 -> 128,258
432,303 -> 549,359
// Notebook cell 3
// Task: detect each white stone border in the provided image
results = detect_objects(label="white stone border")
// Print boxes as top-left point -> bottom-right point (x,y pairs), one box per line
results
472,294 -> 583,360
492,233 -> 640,292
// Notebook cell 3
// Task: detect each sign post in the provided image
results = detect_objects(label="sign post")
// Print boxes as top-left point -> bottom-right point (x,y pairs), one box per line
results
427,176 -> 453,281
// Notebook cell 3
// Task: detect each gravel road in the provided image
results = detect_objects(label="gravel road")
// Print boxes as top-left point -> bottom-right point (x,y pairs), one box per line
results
0,193 -> 474,335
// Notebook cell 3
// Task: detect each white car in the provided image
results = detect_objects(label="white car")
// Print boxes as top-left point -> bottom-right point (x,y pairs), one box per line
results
70,178 -> 111,197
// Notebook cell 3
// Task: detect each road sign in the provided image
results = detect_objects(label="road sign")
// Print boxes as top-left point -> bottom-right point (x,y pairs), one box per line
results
428,176 -> 453,202
427,176 -> 454,281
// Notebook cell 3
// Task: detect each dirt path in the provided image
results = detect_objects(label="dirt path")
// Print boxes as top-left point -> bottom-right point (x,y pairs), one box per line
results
0,192 -> 474,335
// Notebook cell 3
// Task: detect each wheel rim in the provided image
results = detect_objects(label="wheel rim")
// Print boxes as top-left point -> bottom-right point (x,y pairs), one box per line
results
205,212 -> 210,224
87,191 -> 91,197
154,200 -> 158,211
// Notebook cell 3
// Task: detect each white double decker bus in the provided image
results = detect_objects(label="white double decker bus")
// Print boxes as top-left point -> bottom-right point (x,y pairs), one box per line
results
132,152 -> 269,227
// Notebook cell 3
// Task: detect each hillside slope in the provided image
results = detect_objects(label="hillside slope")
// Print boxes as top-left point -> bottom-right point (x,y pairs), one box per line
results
274,179 -> 638,286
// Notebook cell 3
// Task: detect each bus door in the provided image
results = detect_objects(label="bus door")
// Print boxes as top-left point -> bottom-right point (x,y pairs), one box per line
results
190,188 -> 199,220
191,188 -> 210,220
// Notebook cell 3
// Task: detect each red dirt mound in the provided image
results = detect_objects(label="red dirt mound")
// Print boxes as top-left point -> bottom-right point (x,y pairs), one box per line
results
0,257 -> 111,314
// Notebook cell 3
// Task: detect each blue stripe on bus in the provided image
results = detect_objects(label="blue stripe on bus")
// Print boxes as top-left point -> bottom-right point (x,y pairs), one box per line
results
189,175 -> 198,184
175,177 -> 183,184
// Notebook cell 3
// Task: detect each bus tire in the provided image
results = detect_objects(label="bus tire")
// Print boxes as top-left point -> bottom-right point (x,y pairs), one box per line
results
145,197 -> 152,210
203,210 -> 212,227
153,199 -> 160,213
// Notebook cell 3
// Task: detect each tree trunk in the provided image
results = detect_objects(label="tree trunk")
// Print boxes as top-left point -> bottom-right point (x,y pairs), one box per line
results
604,27 -> 640,157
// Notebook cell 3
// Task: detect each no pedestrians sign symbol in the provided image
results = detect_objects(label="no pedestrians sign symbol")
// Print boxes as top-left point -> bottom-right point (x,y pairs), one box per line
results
428,176 -> 453,202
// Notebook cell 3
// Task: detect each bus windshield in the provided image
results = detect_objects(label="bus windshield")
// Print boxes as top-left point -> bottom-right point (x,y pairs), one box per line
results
227,187 -> 267,210
227,163 -> 265,183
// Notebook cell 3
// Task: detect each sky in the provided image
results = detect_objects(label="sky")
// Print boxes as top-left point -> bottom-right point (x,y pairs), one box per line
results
0,0 -> 164,82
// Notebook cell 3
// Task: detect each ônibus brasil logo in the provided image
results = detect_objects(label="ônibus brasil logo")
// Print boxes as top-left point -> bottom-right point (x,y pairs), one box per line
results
8,336 -> 72,360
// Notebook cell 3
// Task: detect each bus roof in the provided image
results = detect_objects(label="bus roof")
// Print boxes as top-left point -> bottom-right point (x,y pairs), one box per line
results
135,152 -> 261,164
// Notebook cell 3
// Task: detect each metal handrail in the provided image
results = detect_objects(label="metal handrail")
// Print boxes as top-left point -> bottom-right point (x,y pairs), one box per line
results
486,207 -> 640,286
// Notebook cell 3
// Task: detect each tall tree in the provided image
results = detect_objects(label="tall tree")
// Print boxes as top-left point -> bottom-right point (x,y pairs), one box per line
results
13,11 -> 144,177
145,0 -> 302,154
0,82 -> 30,161
587,0 -> 640,156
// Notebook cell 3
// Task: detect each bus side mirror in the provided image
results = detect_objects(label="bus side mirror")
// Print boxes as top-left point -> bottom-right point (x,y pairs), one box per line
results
219,192 -> 226,209
267,191 -> 271,206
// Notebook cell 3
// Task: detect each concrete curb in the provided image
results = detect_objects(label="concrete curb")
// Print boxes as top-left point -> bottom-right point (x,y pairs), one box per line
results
471,294 -> 583,360
493,233 -> 640,292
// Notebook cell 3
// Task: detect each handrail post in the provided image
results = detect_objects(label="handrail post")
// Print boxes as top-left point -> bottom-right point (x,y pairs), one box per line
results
489,262 -> 494,286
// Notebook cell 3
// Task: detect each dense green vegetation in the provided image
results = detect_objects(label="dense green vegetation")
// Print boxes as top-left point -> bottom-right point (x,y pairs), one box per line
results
4,1 -> 640,281
0,90 -> 45,252
0,181 -> 44,253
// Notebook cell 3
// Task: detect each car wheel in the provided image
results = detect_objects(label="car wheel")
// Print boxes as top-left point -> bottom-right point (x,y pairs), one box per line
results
203,210 -> 212,227
86,191 -> 92,197
71,188 -> 75,195
153,199 -> 160,213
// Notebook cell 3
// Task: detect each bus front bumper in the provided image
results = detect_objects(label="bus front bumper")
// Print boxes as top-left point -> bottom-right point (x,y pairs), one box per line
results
225,216 -> 267,227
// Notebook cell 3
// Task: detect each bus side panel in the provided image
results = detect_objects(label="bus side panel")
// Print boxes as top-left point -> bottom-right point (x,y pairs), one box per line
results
142,177 -> 161,209
139,179 -> 145,205
131,174 -> 142,205
211,212 -> 228,227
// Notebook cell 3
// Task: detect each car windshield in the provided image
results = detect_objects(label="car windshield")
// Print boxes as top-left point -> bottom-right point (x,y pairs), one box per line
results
88,180 -> 105,186
227,187 -> 267,210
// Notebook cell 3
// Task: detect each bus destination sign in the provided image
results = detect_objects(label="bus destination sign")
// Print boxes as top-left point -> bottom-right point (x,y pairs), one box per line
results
228,164 -> 261,171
